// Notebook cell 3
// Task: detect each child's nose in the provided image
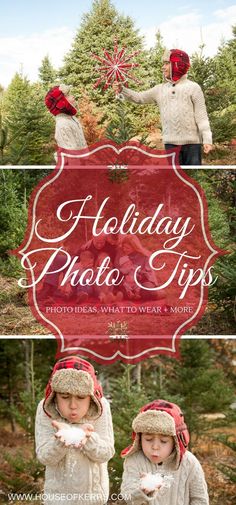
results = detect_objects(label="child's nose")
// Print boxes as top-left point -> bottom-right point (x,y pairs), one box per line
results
152,439 -> 160,450
69,397 -> 78,409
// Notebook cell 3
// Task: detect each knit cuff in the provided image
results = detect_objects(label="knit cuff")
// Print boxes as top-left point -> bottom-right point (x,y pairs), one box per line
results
202,130 -> 213,145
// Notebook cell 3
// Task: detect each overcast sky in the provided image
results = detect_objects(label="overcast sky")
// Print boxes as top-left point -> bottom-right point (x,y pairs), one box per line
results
1,0 -> 236,87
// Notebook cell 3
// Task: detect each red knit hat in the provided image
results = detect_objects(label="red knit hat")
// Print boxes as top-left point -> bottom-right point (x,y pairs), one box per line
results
43,356 -> 103,420
45,84 -> 77,116
163,49 -> 190,82
121,400 -> 190,469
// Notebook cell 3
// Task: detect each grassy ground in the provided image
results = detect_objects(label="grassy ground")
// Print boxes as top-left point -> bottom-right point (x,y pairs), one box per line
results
0,276 -> 48,336
202,145 -> 236,165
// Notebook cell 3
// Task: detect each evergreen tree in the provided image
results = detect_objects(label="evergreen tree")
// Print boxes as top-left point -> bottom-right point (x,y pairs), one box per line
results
213,433 -> 236,483
109,365 -> 149,492
131,29 -> 166,140
0,76 -> 55,275
210,25 -> 236,142
0,169 -> 27,262
167,339 -> 234,435
148,30 -> 166,86
0,340 -> 24,431
0,75 -> 54,269
0,87 -> 7,162
189,45 -> 215,92
2,72 -> 29,163
189,28 -> 236,143
3,73 -> 54,165
0,109 -> 8,164
0,339 -> 56,497
192,169 -> 235,324
214,25 -> 236,106
38,55 -> 57,89
0,339 -> 56,428
105,100 -> 137,143
59,0 -> 151,128
60,0 -> 145,95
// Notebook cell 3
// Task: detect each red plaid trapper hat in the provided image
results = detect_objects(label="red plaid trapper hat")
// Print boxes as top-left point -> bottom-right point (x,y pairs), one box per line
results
164,49 -> 190,82
121,399 -> 190,469
43,356 -> 103,420
45,85 -> 77,116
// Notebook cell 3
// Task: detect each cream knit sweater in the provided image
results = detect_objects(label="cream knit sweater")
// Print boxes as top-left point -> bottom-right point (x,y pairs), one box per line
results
121,449 -> 209,505
121,76 -> 212,146
35,397 -> 114,505
55,114 -> 87,150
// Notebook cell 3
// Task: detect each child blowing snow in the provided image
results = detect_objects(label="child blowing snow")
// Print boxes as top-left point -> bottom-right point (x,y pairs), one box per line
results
121,399 -> 209,505
35,356 -> 114,505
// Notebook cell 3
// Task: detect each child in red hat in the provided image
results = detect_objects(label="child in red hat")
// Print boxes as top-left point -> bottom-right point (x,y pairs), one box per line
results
120,399 -> 209,505
119,49 -> 213,165
35,356 -> 114,505
45,84 -> 87,150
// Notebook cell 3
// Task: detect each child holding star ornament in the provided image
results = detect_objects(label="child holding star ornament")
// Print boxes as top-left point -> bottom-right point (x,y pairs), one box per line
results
93,43 -> 213,165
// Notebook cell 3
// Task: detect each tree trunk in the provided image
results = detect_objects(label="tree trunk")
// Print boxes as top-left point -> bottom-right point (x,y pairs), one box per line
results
22,339 -> 31,395
133,362 -> 142,389
7,368 -> 16,433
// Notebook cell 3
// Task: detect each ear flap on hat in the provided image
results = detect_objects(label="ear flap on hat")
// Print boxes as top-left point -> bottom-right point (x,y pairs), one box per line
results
162,49 -> 170,62
59,84 -> 71,95
179,428 -> 190,448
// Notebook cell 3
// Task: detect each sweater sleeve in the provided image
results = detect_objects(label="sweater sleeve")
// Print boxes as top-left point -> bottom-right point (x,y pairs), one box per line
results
191,84 -> 212,145
35,400 -> 68,466
121,458 -> 158,505
81,397 -> 115,463
188,458 -> 209,505
121,85 -> 159,105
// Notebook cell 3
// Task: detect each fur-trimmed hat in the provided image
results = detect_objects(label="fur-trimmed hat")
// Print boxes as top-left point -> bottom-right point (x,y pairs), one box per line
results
121,400 -> 190,469
163,49 -> 190,82
43,356 -> 103,420
45,84 -> 77,116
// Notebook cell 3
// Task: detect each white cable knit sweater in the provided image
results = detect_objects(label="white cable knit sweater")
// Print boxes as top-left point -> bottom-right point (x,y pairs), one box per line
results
121,449 -> 209,505
121,76 -> 212,146
55,114 -> 87,150
35,397 -> 114,505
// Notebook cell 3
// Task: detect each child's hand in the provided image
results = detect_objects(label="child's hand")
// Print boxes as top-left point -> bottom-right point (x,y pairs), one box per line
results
140,473 -> 151,494
140,473 -> 163,495
78,423 -> 94,446
52,421 -> 94,448
203,144 -> 213,154
52,420 -> 68,433
52,420 -> 72,446
112,82 -> 122,95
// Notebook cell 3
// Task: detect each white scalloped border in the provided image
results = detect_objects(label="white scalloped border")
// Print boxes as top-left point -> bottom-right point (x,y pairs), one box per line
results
18,144 -> 220,360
